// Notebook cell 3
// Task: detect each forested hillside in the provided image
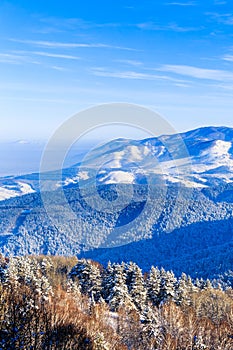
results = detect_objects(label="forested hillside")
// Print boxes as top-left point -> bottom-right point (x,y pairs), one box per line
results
0,183 -> 233,280
0,255 -> 233,349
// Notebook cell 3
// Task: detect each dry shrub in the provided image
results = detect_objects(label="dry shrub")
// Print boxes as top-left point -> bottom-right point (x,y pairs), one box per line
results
1,256 -> 233,349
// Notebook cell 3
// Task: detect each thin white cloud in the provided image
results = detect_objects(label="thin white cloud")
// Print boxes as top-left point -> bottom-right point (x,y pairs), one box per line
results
0,53 -> 24,64
206,12 -> 233,25
174,83 -> 191,88
11,49 -> 81,61
39,17 -> 121,30
156,64 -> 233,81
39,17 -> 86,29
0,58 -> 21,65
136,22 -> 202,32
32,51 -> 80,60
0,53 -> 40,65
50,65 -> 68,71
0,53 -> 24,60
165,1 -> 197,6
92,67 -> 190,84
115,59 -> 143,66
213,83 -> 233,91
222,54 -> 233,62
0,51 -> 73,71
10,39 -> 137,51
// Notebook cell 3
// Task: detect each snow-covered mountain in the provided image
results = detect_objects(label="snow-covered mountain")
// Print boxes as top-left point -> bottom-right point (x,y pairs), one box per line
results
58,126 -> 233,189
0,127 -> 233,279
0,179 -> 35,201
1,126 -> 233,201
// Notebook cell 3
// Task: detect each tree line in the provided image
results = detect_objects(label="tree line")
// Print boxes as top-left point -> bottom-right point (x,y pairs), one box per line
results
0,255 -> 233,349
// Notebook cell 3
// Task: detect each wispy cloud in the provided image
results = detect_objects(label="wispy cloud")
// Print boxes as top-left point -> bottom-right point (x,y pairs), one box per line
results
206,12 -> 233,25
0,51 -> 73,72
174,82 -> 191,88
222,54 -> 233,62
165,1 -> 197,6
156,64 -> 233,81
31,51 -> 80,60
213,83 -> 233,91
92,67 -> 190,84
115,59 -> 143,67
11,50 -> 81,60
10,39 -> 137,51
38,16 -> 121,31
136,22 -> 202,32
34,17 -> 115,34
50,65 -> 68,71
39,17 -> 87,29
0,53 -> 40,65
0,53 -> 25,64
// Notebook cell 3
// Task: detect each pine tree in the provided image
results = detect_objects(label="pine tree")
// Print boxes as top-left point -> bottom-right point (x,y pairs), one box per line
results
69,259 -> 102,303
103,263 -> 133,311
204,279 -> 213,290
101,261 -> 114,302
147,266 -> 161,307
125,262 -> 147,312
195,278 -> 206,290
175,272 -> 190,306
141,305 -> 161,340
158,268 -> 177,304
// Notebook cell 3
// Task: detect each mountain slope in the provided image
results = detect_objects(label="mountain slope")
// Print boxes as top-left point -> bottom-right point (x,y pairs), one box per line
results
0,126 -> 233,279
0,182 -> 233,279
59,126 -> 233,189
1,126 -> 233,201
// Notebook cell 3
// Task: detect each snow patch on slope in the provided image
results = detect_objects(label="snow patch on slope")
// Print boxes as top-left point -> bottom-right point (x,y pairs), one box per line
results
201,140 -> 232,161
0,182 -> 35,201
99,171 -> 135,184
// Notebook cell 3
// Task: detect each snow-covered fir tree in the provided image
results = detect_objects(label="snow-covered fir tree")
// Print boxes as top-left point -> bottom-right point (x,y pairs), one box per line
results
69,259 -> 102,303
158,268 -> 177,305
2,256 -> 52,298
102,262 -> 133,311
125,262 -> 147,312
141,305 -> 162,342
147,266 -> 161,306
176,272 -> 191,305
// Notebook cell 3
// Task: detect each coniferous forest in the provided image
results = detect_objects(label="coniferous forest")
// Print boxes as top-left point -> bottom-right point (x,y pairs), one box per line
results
0,255 -> 233,349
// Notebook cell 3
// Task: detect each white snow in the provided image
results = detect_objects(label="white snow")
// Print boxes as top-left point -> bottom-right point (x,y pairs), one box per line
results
105,151 -> 124,168
1,132 -> 233,196
156,145 -> 166,158
62,175 -> 79,186
128,145 -> 143,162
78,171 -> 89,180
0,182 -> 35,201
100,171 -> 135,184
60,171 -> 90,187
54,138 -> 233,188
103,146 -> 150,169
201,140 -> 231,159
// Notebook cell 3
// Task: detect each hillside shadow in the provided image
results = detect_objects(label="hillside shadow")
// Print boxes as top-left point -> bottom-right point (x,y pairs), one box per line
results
80,217 -> 233,279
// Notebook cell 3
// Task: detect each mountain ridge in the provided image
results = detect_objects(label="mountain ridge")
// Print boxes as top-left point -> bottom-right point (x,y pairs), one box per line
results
0,125 -> 233,280
1,125 -> 233,202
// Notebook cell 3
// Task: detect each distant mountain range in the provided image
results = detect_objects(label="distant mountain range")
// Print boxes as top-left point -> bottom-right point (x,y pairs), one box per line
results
73,125 -> 233,188
0,126 -> 233,280
1,126 -> 233,201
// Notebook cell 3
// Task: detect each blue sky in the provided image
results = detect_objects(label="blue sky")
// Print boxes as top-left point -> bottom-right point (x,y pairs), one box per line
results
0,0 -> 233,140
